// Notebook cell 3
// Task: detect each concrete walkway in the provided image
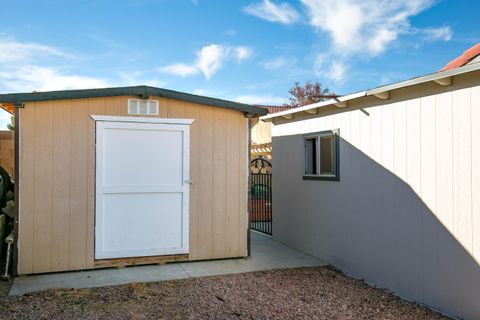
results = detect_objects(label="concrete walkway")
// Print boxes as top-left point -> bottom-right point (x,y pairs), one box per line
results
9,231 -> 327,295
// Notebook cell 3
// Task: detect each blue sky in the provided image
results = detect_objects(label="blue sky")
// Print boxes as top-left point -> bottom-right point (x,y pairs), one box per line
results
0,0 -> 479,128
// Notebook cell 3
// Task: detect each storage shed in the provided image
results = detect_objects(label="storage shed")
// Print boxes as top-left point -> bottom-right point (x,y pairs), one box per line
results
262,62 -> 480,319
0,86 -> 267,275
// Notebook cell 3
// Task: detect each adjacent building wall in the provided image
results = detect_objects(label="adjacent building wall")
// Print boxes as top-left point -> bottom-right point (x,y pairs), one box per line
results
250,118 -> 272,159
18,96 -> 248,274
0,130 -> 14,177
271,71 -> 480,319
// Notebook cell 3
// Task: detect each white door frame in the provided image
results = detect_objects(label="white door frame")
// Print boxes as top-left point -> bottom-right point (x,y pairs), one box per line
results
92,115 -> 194,259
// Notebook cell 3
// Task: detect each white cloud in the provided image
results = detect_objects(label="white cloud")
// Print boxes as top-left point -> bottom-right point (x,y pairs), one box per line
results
0,64 -> 109,92
192,89 -> 224,96
0,39 -> 70,63
225,29 -> 237,36
243,0 -> 300,25
196,44 -> 225,79
327,61 -> 346,82
314,54 -> 346,82
261,56 -> 293,70
368,28 -> 398,55
234,46 -> 253,62
421,26 -> 453,41
292,0 -> 453,84
0,39 -> 108,92
235,94 -> 288,105
300,0 -> 444,56
1,65 -> 107,91
159,44 -> 252,79
158,63 -> 200,77
117,70 -> 166,87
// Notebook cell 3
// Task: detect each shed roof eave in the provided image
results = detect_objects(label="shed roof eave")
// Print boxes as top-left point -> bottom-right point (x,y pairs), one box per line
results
0,85 -> 268,116
260,91 -> 366,122
261,61 -> 480,122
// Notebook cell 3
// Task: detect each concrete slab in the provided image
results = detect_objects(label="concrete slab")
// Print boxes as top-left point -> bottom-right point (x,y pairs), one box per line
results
10,231 -> 327,295
179,232 -> 325,277
9,264 -> 188,296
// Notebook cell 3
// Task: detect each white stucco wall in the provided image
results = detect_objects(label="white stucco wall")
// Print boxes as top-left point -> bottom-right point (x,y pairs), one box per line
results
271,71 -> 480,320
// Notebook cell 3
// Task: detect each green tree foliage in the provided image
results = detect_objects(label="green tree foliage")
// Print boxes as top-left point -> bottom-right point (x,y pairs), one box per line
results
7,116 -> 14,131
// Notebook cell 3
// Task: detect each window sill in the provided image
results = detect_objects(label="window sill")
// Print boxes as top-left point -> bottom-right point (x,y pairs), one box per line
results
303,175 -> 340,181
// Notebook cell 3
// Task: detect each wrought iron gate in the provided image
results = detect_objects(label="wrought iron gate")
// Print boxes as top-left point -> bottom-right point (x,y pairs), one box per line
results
249,157 -> 272,235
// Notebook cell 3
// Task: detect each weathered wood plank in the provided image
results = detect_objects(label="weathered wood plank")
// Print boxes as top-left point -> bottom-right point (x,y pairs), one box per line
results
69,99 -> 89,270
33,101 -> 54,273
51,100 -> 71,271
212,107 -> 227,258
18,104 -> 36,274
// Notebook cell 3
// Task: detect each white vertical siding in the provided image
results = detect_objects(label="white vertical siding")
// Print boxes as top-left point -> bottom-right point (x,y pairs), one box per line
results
271,73 -> 480,320
472,86 -> 480,262
452,88 -> 473,252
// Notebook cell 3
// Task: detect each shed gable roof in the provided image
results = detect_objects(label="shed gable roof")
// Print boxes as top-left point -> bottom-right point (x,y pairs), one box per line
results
0,85 -> 267,116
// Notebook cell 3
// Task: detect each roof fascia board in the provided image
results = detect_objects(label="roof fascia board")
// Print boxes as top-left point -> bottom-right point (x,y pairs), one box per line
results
261,91 -> 365,121
367,61 -> 480,95
0,85 -> 267,116
261,62 -> 480,122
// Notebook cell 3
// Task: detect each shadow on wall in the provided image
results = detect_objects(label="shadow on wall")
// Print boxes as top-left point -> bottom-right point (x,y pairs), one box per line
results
272,135 -> 480,320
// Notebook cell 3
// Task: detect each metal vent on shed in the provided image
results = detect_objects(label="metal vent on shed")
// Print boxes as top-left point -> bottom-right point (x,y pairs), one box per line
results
128,99 -> 159,115
139,100 -> 148,115
148,101 -> 159,115
128,99 -> 138,114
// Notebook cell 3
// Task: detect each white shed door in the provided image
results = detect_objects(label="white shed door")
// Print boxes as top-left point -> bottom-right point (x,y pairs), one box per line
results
95,118 -> 190,259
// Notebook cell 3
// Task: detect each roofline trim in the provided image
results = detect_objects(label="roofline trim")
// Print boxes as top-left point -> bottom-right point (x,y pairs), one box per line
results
261,61 -> 480,121
0,85 -> 268,116
91,115 -> 195,125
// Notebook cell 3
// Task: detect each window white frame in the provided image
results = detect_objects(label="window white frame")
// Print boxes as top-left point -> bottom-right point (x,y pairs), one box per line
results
303,129 -> 339,181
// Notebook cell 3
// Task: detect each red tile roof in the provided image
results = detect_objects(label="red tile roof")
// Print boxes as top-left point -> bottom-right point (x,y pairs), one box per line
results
255,105 -> 294,114
439,43 -> 480,71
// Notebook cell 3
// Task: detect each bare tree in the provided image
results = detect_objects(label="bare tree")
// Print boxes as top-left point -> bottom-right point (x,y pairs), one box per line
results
286,81 -> 336,108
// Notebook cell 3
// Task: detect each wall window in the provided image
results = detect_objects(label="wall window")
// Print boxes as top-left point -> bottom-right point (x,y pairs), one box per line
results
303,130 -> 339,180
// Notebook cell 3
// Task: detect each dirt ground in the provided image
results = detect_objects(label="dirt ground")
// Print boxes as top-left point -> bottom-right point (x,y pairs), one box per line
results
0,266 -> 447,320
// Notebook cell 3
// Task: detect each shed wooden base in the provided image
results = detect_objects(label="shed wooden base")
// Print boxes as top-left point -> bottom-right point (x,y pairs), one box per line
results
94,254 -> 189,269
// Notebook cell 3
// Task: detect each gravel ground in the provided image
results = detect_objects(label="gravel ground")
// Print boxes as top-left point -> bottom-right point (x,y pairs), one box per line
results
0,266 -> 447,320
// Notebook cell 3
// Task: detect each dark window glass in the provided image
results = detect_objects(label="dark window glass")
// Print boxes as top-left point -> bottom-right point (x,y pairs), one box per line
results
320,136 -> 334,175
305,137 -> 317,174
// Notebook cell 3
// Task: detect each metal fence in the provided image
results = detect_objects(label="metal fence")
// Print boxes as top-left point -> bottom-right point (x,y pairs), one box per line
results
249,158 -> 272,235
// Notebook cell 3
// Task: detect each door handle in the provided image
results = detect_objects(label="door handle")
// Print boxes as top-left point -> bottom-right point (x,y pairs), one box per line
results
184,179 -> 193,185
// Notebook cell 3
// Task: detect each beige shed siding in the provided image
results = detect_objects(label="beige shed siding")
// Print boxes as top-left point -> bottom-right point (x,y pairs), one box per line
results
18,96 -> 248,274
271,71 -> 480,319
